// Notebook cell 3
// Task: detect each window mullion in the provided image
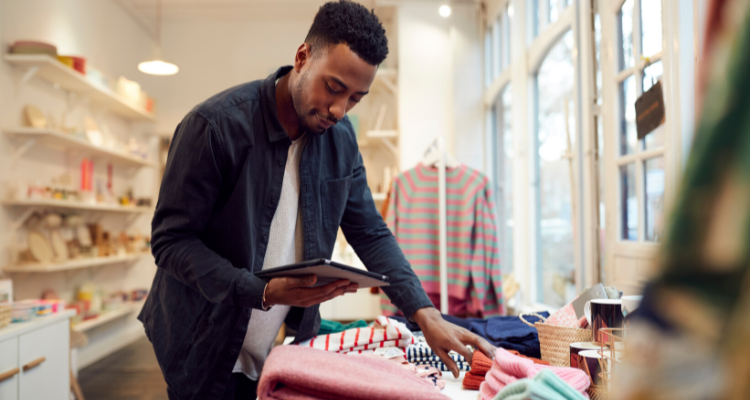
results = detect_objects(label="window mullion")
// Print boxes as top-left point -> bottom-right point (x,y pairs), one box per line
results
633,0 -> 643,66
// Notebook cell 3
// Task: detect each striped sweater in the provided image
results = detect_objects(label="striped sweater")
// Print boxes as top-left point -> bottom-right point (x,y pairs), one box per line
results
382,163 -> 504,317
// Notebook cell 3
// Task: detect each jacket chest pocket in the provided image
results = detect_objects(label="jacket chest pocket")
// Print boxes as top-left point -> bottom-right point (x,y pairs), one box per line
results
321,175 -> 352,230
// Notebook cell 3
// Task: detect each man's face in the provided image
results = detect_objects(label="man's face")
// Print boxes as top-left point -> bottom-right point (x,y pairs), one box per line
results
292,43 -> 377,134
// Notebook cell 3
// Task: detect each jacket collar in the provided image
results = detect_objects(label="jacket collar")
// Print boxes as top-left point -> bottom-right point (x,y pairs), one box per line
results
260,65 -> 294,143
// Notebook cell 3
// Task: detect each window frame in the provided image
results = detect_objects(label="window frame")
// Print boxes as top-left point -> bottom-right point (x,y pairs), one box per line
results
483,0 -> 700,307
484,0 -> 600,310
599,0 -> 698,293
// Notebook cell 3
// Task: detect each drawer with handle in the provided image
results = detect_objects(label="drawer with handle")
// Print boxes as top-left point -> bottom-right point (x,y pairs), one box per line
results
0,338 -> 19,400
18,320 -> 69,400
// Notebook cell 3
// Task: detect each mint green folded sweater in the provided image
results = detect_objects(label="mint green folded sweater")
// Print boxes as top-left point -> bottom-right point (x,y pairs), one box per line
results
318,319 -> 368,335
494,369 -> 588,400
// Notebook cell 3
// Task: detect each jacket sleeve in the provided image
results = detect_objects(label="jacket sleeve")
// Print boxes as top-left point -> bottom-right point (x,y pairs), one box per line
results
150,112 -> 267,310
339,152 -> 434,320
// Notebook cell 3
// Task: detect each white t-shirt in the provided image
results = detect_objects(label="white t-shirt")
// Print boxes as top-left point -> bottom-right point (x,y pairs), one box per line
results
232,133 -> 307,380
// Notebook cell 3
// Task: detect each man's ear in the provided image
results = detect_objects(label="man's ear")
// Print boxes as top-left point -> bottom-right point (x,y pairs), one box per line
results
294,43 -> 312,72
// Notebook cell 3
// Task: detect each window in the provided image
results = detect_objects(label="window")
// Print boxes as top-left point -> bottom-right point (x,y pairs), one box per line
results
534,31 -> 576,308
486,5 -> 512,83
492,86 -> 513,276
529,0 -> 573,39
615,0 -> 665,242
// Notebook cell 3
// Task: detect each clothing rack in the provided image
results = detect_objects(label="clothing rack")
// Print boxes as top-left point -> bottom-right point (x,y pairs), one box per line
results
423,137 -> 448,314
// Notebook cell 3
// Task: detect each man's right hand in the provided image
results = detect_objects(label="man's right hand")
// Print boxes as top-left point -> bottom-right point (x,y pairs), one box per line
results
263,275 -> 359,308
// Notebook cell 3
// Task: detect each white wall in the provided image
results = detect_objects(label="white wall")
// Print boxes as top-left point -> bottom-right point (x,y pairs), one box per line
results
0,0 -> 159,367
397,1 -> 485,172
152,16 -> 316,134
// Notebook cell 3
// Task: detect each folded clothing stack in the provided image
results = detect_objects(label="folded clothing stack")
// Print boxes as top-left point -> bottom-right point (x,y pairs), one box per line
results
462,350 -> 493,389
258,346 -> 449,400
365,353 -> 447,390
296,316 -> 415,355
406,338 -> 471,372
463,349 -> 549,390
493,369 -> 588,400
480,349 -> 590,400
392,312 -> 549,358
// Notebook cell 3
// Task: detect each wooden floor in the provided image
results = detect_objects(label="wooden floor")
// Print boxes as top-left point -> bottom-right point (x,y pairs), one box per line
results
78,338 -> 169,400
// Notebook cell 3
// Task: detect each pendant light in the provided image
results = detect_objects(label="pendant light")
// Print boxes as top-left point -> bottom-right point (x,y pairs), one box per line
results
138,0 -> 179,75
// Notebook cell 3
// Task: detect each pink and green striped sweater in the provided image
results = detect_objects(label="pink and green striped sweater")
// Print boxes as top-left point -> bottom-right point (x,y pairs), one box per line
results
381,163 -> 505,317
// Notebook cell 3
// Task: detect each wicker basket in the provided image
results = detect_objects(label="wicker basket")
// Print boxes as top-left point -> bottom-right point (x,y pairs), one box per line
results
0,304 -> 11,329
520,312 -> 592,367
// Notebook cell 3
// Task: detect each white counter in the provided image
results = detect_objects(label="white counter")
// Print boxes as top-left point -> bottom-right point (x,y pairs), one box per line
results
0,310 -> 75,342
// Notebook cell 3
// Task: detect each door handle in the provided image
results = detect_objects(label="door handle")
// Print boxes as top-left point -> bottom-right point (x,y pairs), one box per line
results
22,357 -> 46,372
0,367 -> 20,382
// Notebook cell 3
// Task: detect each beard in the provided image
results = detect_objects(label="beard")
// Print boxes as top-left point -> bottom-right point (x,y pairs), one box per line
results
291,70 -> 336,134
291,70 -> 322,134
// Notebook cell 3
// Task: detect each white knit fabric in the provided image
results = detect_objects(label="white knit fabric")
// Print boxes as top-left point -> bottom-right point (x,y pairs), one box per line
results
233,134 -> 307,380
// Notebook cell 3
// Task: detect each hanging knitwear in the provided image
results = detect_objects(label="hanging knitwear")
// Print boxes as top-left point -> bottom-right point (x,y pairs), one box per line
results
382,163 -> 504,317
295,316 -> 415,355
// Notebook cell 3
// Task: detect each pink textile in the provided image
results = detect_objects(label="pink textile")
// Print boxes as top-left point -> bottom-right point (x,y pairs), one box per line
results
258,346 -> 449,400
546,303 -> 589,329
364,354 -> 446,390
479,348 -> 591,400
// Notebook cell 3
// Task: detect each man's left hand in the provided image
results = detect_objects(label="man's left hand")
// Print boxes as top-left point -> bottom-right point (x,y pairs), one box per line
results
412,307 -> 496,378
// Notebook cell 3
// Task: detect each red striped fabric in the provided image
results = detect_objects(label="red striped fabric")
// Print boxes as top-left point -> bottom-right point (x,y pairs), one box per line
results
383,163 -> 505,317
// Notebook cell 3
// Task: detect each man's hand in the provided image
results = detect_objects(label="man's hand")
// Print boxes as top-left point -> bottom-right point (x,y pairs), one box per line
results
412,307 -> 496,378
263,275 -> 359,308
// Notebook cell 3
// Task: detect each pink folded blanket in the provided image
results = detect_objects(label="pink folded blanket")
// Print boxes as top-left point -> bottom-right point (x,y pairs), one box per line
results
479,348 -> 590,400
258,345 -> 450,400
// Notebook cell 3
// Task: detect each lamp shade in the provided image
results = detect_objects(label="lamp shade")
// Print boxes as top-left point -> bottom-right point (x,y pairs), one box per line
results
138,59 -> 179,75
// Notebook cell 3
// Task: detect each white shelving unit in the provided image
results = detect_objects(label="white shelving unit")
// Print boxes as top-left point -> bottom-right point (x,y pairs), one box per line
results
72,300 -> 145,333
5,128 -> 156,168
3,253 -> 150,273
3,51 -> 157,370
371,192 -> 387,201
4,54 -> 156,122
2,199 -> 152,214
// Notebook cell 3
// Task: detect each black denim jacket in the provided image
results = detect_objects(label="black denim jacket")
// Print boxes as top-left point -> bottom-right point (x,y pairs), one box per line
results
138,66 -> 433,400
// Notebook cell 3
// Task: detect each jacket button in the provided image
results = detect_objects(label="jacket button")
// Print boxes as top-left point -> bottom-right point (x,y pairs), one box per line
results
277,158 -> 283,166
262,233 -> 268,241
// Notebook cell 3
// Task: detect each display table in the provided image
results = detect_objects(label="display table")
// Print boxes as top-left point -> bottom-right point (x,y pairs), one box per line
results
443,372 -> 479,400
280,337 -> 480,399
0,310 -> 75,400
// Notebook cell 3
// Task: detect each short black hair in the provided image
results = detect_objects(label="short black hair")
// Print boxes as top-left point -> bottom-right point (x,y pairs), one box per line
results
305,0 -> 388,66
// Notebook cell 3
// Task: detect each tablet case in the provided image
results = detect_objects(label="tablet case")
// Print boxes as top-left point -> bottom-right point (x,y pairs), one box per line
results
254,258 -> 390,288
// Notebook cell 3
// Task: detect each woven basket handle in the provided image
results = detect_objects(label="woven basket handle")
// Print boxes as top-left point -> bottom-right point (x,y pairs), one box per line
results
519,312 -> 548,327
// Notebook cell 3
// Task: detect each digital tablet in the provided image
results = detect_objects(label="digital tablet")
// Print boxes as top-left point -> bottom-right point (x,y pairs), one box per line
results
254,258 -> 390,288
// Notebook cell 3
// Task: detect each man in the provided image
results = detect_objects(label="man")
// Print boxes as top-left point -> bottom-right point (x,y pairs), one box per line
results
140,1 -> 496,399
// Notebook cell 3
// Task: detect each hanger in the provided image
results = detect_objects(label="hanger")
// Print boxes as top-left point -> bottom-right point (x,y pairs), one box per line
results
422,143 -> 460,169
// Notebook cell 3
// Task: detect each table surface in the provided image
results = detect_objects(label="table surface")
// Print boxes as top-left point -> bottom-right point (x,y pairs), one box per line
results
442,371 -> 480,400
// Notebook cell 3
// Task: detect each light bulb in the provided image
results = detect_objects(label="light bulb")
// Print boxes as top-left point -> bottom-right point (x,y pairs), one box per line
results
439,4 -> 451,17
138,60 -> 179,76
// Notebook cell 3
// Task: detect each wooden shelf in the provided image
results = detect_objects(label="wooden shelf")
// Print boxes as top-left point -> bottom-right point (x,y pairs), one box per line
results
3,253 -> 151,273
72,300 -> 145,333
4,54 -> 156,122
5,128 -> 156,167
2,199 -> 152,214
